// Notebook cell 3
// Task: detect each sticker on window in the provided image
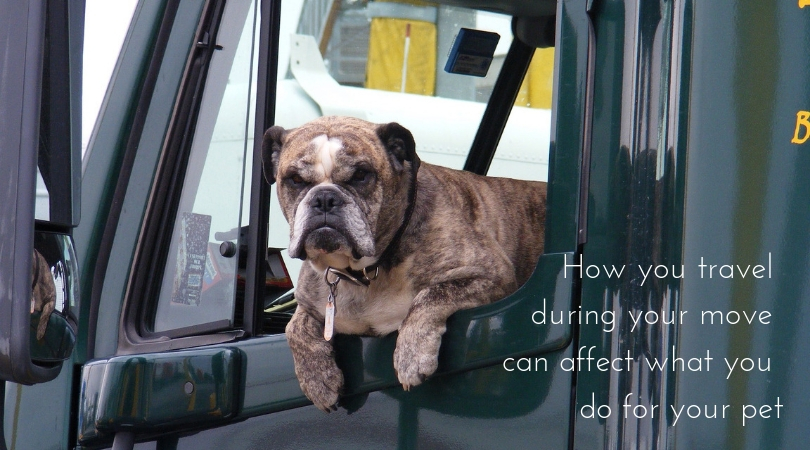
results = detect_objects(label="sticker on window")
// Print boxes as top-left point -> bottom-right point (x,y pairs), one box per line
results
171,212 -> 212,306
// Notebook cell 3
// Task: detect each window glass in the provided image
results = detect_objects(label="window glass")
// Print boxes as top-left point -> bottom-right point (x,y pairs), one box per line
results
153,0 -> 259,333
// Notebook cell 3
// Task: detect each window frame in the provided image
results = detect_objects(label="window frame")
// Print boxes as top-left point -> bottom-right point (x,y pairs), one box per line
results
118,0 -> 259,353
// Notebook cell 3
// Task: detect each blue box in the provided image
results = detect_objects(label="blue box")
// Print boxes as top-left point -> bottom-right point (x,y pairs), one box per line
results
444,28 -> 501,77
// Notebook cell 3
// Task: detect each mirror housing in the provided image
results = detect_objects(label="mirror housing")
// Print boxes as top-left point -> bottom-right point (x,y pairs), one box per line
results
0,0 -> 83,384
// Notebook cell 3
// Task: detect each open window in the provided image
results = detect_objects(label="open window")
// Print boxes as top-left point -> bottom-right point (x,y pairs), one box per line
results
255,0 -> 582,386
264,1 -> 565,346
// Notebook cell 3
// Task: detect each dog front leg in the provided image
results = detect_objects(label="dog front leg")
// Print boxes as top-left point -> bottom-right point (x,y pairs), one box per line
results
286,308 -> 344,412
393,278 -> 511,390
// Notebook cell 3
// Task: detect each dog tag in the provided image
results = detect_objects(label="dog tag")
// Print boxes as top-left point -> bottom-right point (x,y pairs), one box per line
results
322,267 -> 343,341
324,295 -> 335,341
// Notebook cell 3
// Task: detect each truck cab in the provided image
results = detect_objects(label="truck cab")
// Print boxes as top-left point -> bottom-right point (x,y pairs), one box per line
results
2,0 -> 810,448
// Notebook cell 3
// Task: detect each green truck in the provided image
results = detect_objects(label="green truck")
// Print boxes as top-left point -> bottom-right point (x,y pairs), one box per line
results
2,0 -> 808,448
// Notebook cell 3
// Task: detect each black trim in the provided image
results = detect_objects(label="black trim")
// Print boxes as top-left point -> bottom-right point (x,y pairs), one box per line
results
151,319 -> 232,339
578,17 -> 596,246
243,0 -> 281,336
39,0 -> 83,227
463,26 -> 536,176
568,17 -> 596,449
34,219 -> 73,235
67,364 -> 82,448
87,0 -> 180,358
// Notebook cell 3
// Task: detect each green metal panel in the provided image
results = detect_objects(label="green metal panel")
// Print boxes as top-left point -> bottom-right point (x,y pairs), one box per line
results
573,0 -> 689,447
575,0 -> 810,448
675,1 -> 810,448
546,0 -> 592,253
77,348 -> 241,446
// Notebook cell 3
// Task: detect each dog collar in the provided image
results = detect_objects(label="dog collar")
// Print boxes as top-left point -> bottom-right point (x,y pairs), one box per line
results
325,266 -> 378,287
322,266 -> 377,341
365,155 -> 421,276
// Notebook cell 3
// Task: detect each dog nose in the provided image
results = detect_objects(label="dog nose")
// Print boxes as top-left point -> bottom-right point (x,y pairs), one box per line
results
311,190 -> 344,213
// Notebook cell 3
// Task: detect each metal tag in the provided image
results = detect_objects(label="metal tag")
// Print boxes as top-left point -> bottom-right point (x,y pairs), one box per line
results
323,268 -> 340,341
324,295 -> 335,341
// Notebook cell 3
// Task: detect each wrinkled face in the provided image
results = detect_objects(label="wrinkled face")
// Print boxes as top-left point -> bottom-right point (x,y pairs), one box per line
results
262,117 -> 418,271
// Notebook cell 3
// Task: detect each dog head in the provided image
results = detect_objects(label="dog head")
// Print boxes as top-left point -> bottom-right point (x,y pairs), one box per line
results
262,116 -> 420,271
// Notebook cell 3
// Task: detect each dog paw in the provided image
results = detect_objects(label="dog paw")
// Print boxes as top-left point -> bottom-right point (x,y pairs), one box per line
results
393,328 -> 441,390
297,361 -> 344,412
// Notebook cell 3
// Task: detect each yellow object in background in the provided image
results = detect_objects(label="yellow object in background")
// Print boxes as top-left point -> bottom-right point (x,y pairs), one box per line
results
366,18 -> 436,96
516,48 -> 555,109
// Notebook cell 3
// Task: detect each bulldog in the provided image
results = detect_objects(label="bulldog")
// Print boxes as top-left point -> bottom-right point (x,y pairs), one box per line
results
262,116 -> 546,412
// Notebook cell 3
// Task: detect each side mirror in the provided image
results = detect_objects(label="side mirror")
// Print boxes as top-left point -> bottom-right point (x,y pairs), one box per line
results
0,0 -> 83,384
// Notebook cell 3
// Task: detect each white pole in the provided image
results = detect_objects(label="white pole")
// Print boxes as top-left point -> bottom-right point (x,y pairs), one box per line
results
401,23 -> 411,93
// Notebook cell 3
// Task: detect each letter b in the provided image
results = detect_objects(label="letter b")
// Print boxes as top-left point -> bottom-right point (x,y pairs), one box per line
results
792,111 -> 810,144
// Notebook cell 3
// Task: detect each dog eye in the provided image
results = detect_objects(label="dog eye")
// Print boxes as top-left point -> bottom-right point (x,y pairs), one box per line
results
287,174 -> 306,186
350,169 -> 371,184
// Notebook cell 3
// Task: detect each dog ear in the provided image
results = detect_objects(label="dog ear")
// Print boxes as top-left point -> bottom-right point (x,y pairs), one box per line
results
376,122 -> 421,173
262,126 -> 287,184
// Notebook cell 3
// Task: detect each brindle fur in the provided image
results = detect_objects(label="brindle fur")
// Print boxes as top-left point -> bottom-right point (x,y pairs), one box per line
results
263,116 -> 546,412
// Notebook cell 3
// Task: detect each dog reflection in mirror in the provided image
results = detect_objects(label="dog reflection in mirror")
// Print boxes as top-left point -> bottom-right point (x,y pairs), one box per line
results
31,249 -> 56,340
262,116 -> 546,412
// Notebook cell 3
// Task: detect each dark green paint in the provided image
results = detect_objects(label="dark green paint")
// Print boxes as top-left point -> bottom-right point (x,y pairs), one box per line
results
676,1 -> 810,448
574,0 -> 689,447
546,0 -> 592,253
573,0 -> 810,448
77,348 -> 241,446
